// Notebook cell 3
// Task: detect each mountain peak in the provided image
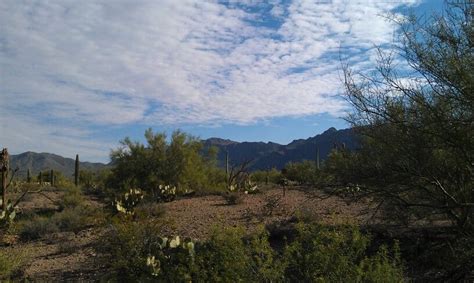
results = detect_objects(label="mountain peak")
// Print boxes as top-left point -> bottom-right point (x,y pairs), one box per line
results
10,152 -> 108,178
322,127 -> 337,135
205,138 -> 238,146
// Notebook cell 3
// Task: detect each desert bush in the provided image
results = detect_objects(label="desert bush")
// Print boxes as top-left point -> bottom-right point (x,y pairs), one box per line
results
261,194 -> 283,217
19,215 -> 59,240
222,191 -> 244,205
53,204 -> 102,232
244,226 -> 286,282
357,243 -> 404,283
98,222 -> 283,282
192,226 -> 284,282
60,186 -> 85,209
192,226 -> 256,282
96,220 -> 171,281
81,168 -> 113,197
0,248 -> 25,280
19,204 -> 103,240
98,220 -> 405,281
251,168 -> 282,184
284,222 -> 404,282
57,240 -> 77,254
78,169 -> 96,189
133,202 -> 166,220
283,160 -> 326,185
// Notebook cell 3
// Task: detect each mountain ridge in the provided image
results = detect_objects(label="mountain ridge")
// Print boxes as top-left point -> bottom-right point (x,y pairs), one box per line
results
9,127 -> 357,177
205,127 -> 357,170
10,151 -> 109,178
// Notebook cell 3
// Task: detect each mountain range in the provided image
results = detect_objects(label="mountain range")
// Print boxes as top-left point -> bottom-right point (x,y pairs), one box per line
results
204,127 -> 357,170
10,127 -> 357,177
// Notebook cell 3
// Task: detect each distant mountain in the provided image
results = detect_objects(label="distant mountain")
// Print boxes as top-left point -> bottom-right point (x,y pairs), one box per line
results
9,127 -> 358,177
10,152 -> 108,179
204,127 -> 358,171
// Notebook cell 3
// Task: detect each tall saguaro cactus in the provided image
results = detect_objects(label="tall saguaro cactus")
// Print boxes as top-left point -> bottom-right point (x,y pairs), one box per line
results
1,148 -> 9,211
50,169 -> 54,187
316,146 -> 320,170
27,168 -> 31,183
74,154 -> 79,186
225,150 -> 229,178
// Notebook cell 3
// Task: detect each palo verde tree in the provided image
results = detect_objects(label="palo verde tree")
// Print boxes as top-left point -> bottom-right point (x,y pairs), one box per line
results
337,3 -> 473,230
108,129 -> 222,196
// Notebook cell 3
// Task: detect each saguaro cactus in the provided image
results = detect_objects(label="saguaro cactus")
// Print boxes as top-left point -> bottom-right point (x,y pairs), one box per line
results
316,146 -> 320,170
39,171 -> 43,185
50,169 -> 54,187
27,168 -> 31,183
225,150 -> 229,178
74,154 -> 79,186
1,148 -> 9,211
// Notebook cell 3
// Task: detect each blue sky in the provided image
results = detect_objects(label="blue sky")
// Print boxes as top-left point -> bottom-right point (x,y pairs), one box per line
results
0,0 -> 443,162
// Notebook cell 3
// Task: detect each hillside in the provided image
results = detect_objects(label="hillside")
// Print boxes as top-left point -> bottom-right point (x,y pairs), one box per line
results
10,152 -> 108,178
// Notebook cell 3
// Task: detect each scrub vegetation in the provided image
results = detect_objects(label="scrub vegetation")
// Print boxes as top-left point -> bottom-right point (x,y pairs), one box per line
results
0,3 -> 472,281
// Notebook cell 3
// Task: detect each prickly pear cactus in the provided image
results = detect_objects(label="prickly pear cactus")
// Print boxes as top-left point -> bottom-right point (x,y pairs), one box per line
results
113,188 -> 144,215
146,235 -> 195,277
244,180 -> 259,194
0,201 -> 17,227
156,184 -> 178,202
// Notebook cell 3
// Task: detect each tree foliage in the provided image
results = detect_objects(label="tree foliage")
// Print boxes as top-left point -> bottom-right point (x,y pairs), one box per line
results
284,160 -> 321,185
338,3 -> 473,230
108,129 -> 224,195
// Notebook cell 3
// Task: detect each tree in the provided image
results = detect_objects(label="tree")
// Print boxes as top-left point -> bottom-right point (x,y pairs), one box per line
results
338,3 -> 473,230
108,129 -> 223,196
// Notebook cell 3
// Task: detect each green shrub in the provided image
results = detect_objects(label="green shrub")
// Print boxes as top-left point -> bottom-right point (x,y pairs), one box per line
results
246,226 -> 286,282
57,241 -> 77,254
96,220 -> 170,281
20,215 -> 59,240
251,168 -> 282,184
222,192 -> 244,205
284,160 -> 322,185
81,168 -> 113,197
357,243 -> 404,283
19,204 -> 103,240
52,204 -> 101,232
60,186 -> 84,209
134,202 -> 166,220
192,226 -> 284,282
192,226 -> 250,281
98,222 -> 283,282
0,249 -> 25,280
98,220 -> 404,282
284,222 -> 404,282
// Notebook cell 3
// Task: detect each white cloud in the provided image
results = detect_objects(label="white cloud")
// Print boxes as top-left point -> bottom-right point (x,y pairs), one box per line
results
0,0 -> 421,160
0,112 -> 114,162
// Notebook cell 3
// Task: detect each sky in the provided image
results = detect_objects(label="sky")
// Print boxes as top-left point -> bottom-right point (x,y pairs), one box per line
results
0,0 -> 443,162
